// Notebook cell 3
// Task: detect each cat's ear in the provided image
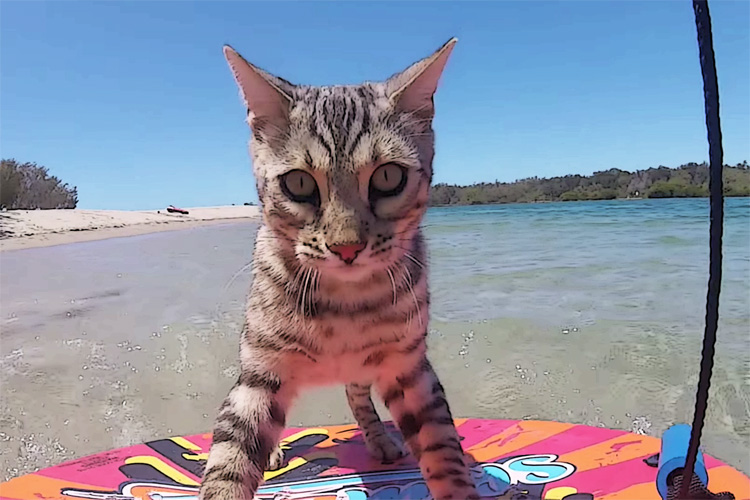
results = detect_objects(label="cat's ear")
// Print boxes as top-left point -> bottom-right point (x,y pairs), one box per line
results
386,37 -> 457,117
223,45 -> 294,131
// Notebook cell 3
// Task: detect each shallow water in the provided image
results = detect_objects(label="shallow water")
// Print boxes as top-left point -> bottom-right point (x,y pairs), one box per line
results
1,198 -> 748,480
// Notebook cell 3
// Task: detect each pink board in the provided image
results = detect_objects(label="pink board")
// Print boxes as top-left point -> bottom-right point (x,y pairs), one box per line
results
2,419 -> 749,500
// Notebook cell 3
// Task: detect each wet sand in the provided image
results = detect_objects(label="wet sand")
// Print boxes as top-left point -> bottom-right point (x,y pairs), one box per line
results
0,205 -> 261,252
1,210 -> 748,481
1,223 -> 259,479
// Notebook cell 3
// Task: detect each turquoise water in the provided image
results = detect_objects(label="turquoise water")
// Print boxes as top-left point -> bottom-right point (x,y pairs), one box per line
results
1,198 -> 748,479
426,198 -> 750,352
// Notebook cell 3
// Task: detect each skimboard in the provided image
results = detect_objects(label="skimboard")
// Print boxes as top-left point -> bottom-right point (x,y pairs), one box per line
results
2,418 -> 749,500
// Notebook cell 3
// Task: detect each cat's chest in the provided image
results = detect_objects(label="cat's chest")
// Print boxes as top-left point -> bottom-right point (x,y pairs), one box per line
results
284,317 -> 415,385
287,350 -> 377,386
315,314 -> 412,354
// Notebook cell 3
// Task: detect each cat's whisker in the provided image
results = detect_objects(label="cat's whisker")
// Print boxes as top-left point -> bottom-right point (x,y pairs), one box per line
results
223,260 -> 254,292
399,262 -> 423,328
386,267 -> 398,306
392,228 -> 418,236
400,114 -> 433,124
266,233 -> 297,243
257,233 -> 295,242
399,104 -> 433,121
304,267 -> 316,316
391,243 -> 414,250
255,234 -> 298,247
393,220 -> 423,235
311,268 -> 320,315
295,267 -> 306,316
403,252 -> 425,269
299,267 -> 312,316
391,244 -> 423,258
299,268 -> 308,316
390,245 -> 425,269
405,311 -> 414,335
308,268 -> 319,315
290,265 -> 304,291
289,266 -> 307,314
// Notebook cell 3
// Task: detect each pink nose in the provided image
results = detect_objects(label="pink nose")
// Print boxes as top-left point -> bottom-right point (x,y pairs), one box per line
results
328,242 -> 366,263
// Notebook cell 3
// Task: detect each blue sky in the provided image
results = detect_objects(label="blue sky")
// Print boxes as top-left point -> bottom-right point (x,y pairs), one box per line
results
2,1 -> 748,210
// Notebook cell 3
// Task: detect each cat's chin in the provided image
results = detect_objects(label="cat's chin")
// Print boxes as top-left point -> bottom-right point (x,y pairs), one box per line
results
319,262 -> 379,283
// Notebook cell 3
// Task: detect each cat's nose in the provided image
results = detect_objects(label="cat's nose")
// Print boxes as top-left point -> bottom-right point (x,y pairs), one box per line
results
327,242 -> 366,264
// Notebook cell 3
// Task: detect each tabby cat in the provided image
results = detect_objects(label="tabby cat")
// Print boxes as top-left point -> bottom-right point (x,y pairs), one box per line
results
199,38 -> 479,500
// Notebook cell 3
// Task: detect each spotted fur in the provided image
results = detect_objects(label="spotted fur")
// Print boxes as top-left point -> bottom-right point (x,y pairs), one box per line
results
200,38 -> 479,500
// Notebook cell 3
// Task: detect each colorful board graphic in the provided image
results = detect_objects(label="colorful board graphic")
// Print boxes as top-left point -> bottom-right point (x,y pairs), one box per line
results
2,419 -> 749,500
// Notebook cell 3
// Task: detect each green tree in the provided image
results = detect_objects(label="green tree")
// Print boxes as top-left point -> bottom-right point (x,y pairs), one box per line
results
0,159 -> 78,209
428,161 -> 749,206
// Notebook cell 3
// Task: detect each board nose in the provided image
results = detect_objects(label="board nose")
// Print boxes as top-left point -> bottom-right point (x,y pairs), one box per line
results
327,242 -> 366,264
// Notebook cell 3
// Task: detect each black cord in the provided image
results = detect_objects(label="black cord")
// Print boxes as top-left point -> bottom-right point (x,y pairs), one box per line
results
681,1 -> 724,498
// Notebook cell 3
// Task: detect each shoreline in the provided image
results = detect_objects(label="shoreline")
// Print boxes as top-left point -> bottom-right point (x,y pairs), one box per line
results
0,217 -> 258,252
0,206 -> 261,252
428,194 -> 750,208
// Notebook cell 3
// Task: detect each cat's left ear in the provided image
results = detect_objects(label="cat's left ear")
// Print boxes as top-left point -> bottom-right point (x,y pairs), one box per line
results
223,45 -> 294,132
386,37 -> 457,118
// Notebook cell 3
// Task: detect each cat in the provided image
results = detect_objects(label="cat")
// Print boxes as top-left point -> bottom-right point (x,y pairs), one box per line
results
199,38 -> 479,500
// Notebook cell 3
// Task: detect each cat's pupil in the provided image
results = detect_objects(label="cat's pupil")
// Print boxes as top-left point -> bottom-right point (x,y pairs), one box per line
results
371,164 -> 404,196
282,170 -> 318,202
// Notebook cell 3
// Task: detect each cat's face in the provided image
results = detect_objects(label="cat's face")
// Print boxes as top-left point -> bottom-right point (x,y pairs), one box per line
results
224,39 -> 455,282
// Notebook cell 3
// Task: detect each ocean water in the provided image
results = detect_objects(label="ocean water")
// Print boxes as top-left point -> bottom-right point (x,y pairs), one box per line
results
426,198 -> 749,342
1,198 -> 748,480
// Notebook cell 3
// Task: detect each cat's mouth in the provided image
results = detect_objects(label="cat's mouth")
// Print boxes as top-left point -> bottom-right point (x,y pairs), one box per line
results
316,255 -> 383,283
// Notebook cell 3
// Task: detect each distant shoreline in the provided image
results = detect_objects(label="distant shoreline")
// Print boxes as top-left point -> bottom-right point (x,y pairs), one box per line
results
0,206 -> 261,252
428,194 -> 750,208
429,162 -> 749,206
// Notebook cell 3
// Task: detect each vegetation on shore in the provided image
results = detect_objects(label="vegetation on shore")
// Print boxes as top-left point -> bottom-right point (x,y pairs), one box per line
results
429,161 -> 750,206
1,159 -> 78,209
3,158 -> 748,211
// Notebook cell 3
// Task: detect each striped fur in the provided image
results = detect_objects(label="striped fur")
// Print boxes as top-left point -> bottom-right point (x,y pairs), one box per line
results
200,38 -> 479,500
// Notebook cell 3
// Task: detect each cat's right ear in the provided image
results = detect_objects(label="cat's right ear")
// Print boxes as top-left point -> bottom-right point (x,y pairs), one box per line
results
223,45 -> 294,131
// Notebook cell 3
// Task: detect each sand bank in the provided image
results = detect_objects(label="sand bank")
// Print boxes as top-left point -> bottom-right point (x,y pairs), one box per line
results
0,205 -> 261,251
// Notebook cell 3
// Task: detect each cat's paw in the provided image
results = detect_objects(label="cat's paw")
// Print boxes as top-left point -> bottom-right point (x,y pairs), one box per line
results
268,445 -> 285,471
364,432 -> 405,463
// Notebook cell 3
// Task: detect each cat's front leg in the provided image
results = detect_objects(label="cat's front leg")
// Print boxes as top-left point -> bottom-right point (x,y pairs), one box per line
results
199,371 -> 292,500
376,356 -> 479,500
345,382 -> 404,462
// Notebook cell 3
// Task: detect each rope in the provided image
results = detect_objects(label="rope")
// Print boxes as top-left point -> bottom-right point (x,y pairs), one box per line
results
680,1 -> 725,498
670,472 -> 734,500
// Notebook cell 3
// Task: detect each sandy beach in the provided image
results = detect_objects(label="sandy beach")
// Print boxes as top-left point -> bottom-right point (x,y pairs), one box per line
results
0,205 -> 261,252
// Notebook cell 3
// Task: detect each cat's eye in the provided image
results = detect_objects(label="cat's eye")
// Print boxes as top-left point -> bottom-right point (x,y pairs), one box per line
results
370,163 -> 407,198
281,170 -> 319,204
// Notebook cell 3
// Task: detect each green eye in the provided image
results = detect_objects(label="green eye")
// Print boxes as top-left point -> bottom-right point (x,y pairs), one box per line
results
370,163 -> 406,197
282,170 -> 319,203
